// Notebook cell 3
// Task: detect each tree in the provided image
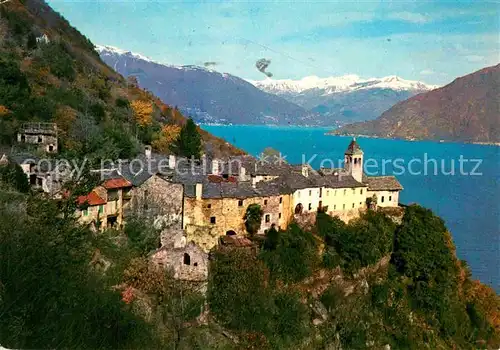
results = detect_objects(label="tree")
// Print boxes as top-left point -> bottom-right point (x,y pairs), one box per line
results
151,124 -> 181,153
171,118 -> 202,159
263,225 -> 279,251
244,204 -> 263,235
130,99 -> 153,126
0,161 -> 29,193
26,31 -> 37,50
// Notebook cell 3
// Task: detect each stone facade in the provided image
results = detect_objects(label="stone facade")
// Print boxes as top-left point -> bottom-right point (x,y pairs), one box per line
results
126,174 -> 184,230
152,241 -> 208,282
183,193 -> 293,252
17,122 -> 58,153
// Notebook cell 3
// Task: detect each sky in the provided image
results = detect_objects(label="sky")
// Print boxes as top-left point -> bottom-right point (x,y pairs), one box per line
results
46,0 -> 499,85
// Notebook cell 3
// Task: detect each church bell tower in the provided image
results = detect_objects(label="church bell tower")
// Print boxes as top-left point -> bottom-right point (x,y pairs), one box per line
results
344,138 -> 364,183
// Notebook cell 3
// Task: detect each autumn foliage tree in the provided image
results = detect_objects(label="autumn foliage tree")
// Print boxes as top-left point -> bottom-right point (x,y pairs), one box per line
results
131,99 -> 153,126
151,124 -> 181,153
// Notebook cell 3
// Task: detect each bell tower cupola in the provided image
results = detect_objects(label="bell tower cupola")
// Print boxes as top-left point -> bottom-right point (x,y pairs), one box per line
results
344,138 -> 364,183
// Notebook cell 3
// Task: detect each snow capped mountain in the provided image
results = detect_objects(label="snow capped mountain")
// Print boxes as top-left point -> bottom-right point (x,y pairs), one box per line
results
96,44 -> 440,126
96,45 -> 160,65
248,74 -> 439,124
249,75 -> 438,96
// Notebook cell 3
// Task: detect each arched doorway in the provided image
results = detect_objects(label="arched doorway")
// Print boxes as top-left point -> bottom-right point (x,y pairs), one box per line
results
226,230 -> 237,236
294,203 -> 303,214
183,253 -> 191,265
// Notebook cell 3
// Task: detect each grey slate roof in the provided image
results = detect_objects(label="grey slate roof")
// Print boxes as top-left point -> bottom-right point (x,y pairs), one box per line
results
345,138 -> 363,155
363,175 -> 403,191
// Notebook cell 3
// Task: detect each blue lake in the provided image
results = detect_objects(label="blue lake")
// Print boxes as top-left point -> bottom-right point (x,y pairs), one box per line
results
202,125 -> 500,291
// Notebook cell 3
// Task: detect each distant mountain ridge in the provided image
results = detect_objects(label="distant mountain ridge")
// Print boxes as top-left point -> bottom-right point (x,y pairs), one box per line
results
250,75 -> 438,124
97,45 -> 313,126
334,64 -> 500,143
249,75 -> 438,95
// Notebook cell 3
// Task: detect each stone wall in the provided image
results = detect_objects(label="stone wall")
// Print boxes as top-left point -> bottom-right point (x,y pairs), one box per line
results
151,241 -> 208,282
183,194 -> 293,252
126,175 -> 184,230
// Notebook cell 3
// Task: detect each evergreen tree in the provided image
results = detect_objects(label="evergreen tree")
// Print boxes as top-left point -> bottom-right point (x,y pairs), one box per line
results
0,162 -> 30,193
171,118 -> 202,159
26,32 -> 37,50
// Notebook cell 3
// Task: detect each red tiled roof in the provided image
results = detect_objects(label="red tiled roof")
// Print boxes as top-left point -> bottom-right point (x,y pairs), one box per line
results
103,178 -> 132,189
208,175 -> 238,183
77,191 -> 106,206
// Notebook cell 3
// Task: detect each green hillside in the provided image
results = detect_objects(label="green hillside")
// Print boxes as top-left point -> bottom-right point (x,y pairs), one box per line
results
0,0 -> 243,159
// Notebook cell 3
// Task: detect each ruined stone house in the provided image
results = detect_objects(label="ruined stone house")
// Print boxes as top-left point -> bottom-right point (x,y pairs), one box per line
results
17,122 -> 58,153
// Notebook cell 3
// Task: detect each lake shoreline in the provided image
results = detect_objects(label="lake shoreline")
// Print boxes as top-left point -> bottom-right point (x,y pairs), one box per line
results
326,132 -> 500,147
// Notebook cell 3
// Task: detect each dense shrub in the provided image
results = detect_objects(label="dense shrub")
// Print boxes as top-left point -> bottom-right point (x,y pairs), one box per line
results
0,162 -> 30,193
260,223 -> 318,283
38,42 -> 76,81
208,249 -> 310,347
0,59 -> 31,114
124,217 -> 160,256
318,211 -> 395,274
0,195 -> 156,349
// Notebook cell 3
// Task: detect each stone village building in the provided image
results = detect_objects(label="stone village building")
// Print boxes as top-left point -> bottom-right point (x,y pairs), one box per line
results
17,122 -> 58,154
5,139 -> 402,282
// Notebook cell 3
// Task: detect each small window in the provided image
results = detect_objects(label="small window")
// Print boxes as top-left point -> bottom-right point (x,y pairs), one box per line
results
48,145 -> 54,152
279,197 -> 283,204
279,213 -> 282,219
343,189 -> 346,195
207,203 -> 211,209
360,189 -> 363,195
98,205 -> 104,214
238,199 -> 243,207
143,190 -> 149,210
194,262 -> 198,267
352,203 -> 355,208
210,216 -> 216,224
308,203 -> 312,210
298,191 -> 300,198
37,136 -> 42,143
381,196 -> 385,203
326,190 -> 329,196
265,214 -> 270,223
309,190 -> 312,196
343,204 -> 346,210
183,253 -> 191,265
359,202 -> 362,205
334,190 -> 337,196
334,205 -> 336,210
82,209 -> 88,217
264,199 -> 268,205
389,196 -> 392,201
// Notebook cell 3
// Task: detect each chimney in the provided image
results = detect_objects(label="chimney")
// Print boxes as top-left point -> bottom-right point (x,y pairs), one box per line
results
302,164 -> 309,178
251,176 -> 258,189
211,159 -> 220,175
145,145 -> 152,159
195,183 -> 203,200
239,166 -> 246,182
168,155 -> 176,169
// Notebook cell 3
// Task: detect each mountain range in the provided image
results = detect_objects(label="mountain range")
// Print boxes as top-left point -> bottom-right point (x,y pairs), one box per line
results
97,45 -> 437,126
335,64 -> 500,143
97,45 -> 311,126
250,75 -> 438,124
